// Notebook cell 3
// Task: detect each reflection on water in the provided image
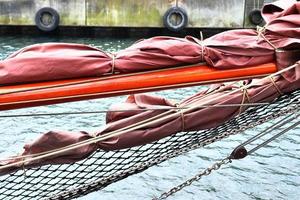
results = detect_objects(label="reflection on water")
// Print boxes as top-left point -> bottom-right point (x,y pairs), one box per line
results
0,36 -> 299,200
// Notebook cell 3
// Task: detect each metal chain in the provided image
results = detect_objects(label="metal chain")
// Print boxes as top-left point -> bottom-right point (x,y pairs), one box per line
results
153,157 -> 232,200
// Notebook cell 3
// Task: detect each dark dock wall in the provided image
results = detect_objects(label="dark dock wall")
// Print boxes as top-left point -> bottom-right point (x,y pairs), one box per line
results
0,0 -> 86,26
0,0 -> 270,28
0,0 -> 276,37
86,0 -> 245,28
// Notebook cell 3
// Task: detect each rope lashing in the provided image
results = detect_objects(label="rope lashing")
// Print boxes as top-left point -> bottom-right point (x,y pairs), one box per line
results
238,82 -> 251,115
175,103 -> 186,132
110,53 -> 116,74
22,158 -> 27,178
198,31 -> 205,62
187,34 -> 206,62
256,25 -> 277,50
269,76 -> 283,95
180,110 -> 185,132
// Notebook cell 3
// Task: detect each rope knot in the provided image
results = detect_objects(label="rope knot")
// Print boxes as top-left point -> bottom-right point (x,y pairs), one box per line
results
256,25 -> 277,50
238,82 -> 251,115
186,33 -> 206,62
256,25 -> 266,40
109,53 -> 116,74
175,103 -> 185,132
193,31 -> 206,62
269,77 -> 283,95
199,31 -> 205,62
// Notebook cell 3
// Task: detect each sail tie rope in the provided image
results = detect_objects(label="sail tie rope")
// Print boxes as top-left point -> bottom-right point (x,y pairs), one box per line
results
110,53 -> 116,74
180,110 -> 185,132
256,25 -> 277,50
186,32 -> 205,62
175,103 -> 186,132
238,81 -> 251,115
269,76 -> 283,95
199,31 -> 205,62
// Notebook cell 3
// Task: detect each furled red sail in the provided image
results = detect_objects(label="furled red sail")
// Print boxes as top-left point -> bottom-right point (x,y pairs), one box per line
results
1,0 -> 300,85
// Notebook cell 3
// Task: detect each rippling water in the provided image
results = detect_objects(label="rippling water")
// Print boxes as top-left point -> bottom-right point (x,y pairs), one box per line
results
0,36 -> 299,200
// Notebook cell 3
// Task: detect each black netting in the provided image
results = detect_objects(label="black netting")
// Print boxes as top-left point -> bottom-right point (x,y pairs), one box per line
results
0,90 -> 299,200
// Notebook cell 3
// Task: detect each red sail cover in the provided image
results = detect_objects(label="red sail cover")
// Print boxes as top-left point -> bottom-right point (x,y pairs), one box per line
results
1,0 -> 300,85
1,0 -> 300,175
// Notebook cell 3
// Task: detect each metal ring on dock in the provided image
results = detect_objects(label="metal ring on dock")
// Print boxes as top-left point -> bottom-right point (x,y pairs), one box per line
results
35,7 -> 60,32
163,6 -> 188,32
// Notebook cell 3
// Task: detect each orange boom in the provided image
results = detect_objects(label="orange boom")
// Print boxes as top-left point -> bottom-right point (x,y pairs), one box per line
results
0,63 -> 277,111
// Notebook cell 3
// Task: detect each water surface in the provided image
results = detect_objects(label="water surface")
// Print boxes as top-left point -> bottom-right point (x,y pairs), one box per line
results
0,36 -> 299,200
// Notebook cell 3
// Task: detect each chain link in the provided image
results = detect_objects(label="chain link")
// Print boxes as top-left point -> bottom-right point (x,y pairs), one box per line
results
154,158 -> 232,200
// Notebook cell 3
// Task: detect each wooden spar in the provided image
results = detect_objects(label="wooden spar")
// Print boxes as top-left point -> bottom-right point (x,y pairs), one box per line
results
0,63 -> 277,111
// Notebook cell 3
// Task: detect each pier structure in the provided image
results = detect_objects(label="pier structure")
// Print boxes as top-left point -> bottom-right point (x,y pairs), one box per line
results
0,0 -> 273,36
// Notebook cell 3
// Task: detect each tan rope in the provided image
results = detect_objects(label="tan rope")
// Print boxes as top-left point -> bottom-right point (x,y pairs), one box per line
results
238,81 -> 251,115
269,76 -> 283,95
22,158 -> 27,177
0,64 -> 298,171
179,82 -> 237,107
175,104 -> 185,131
239,89 -> 247,115
256,26 -> 277,50
180,111 -> 185,131
199,31 -> 205,62
187,34 -> 205,62
111,53 -> 116,74
199,34 -> 205,62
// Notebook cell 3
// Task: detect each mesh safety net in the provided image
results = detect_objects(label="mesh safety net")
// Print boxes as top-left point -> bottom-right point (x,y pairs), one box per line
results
0,89 -> 299,200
